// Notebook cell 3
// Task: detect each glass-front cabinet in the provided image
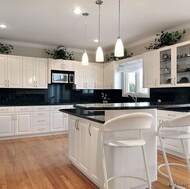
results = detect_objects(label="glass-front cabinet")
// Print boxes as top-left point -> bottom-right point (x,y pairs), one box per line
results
143,40 -> 190,88
176,43 -> 190,85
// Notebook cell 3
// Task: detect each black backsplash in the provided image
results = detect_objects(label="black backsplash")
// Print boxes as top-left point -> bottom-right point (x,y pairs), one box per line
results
2,84 -> 189,106
150,87 -> 190,104
0,84 -> 149,106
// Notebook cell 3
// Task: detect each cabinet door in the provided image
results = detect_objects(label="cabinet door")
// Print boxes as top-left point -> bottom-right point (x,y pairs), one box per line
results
78,119 -> 90,174
89,125 -> 103,186
143,51 -> 158,88
175,42 -> 190,86
7,55 -> 23,88
75,61 -> 85,89
15,112 -> 33,135
64,60 -> 75,71
50,111 -> 65,131
84,64 -> 94,89
0,55 -> 7,88
68,116 -> 79,164
104,62 -> 113,88
35,58 -> 47,88
0,113 -> 14,136
92,63 -> 103,89
23,57 -> 35,88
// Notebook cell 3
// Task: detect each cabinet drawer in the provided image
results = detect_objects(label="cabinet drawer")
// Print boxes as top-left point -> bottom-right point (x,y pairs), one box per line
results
34,112 -> 50,117
0,107 -> 14,113
50,105 -> 65,111
34,117 -> 50,125
33,125 -> 49,133
15,106 -> 33,112
34,106 -> 50,111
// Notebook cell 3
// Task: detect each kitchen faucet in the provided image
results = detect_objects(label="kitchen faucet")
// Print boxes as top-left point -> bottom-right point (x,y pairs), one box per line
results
128,95 -> 137,103
102,93 -> 110,103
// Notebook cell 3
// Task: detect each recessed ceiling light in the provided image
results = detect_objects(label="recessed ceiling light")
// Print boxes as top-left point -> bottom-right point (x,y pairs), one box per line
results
72,7 -> 82,15
0,24 -> 7,28
94,39 -> 99,43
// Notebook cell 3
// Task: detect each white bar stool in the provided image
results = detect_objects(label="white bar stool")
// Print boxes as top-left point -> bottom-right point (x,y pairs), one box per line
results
101,112 -> 153,189
156,113 -> 190,189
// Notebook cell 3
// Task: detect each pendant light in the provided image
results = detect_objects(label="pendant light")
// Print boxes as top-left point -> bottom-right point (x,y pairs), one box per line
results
96,0 -> 104,62
82,12 -> 89,65
114,0 -> 124,57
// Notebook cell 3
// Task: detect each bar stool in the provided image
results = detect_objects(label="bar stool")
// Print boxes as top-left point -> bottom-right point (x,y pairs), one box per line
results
101,112 -> 153,189
156,113 -> 190,189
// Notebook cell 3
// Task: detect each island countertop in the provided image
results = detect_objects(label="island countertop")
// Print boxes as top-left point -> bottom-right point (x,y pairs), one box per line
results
73,102 -> 190,111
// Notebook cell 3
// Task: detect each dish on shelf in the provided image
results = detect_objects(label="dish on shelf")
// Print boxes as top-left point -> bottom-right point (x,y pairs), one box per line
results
179,77 -> 189,83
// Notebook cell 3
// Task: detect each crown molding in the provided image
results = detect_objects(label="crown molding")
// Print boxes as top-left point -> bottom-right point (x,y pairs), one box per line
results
126,22 -> 190,49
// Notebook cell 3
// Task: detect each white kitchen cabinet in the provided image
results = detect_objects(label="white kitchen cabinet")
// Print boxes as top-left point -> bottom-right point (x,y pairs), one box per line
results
91,63 -> 103,89
143,51 -> 159,88
0,55 -> 22,88
23,57 -> 47,88
49,59 -> 75,71
103,61 -> 121,89
0,107 -> 15,137
68,115 -> 103,188
14,106 -> 33,135
143,40 -> 190,88
50,105 -> 72,132
74,62 -> 94,89
33,106 -> 50,134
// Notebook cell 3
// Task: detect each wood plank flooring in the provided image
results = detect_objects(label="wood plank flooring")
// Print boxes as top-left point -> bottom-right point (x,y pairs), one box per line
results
0,134 -> 189,189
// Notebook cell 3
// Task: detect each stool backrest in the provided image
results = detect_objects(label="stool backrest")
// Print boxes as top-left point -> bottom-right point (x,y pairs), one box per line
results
102,112 -> 153,132
162,112 -> 190,128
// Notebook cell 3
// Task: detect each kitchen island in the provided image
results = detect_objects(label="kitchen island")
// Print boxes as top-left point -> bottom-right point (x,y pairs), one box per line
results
60,102 -> 164,189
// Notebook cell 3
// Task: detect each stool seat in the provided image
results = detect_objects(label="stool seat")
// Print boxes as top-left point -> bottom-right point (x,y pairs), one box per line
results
155,129 -> 190,139
104,138 -> 146,147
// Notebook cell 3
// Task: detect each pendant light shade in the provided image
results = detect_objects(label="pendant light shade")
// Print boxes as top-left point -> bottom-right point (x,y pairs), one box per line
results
82,51 -> 89,65
114,37 -> 124,57
96,45 -> 104,62
82,12 -> 89,65
114,0 -> 124,57
95,0 -> 104,62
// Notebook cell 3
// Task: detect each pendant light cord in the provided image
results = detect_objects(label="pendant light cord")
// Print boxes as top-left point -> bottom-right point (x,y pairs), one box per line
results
84,15 -> 87,51
118,0 -> 121,38
98,4 -> 101,45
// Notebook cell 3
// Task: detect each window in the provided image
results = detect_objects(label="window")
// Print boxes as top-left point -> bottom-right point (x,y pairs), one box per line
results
120,58 -> 149,98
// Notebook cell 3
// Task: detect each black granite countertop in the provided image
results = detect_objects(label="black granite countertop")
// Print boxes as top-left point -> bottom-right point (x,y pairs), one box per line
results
60,109 -> 105,124
73,102 -> 190,111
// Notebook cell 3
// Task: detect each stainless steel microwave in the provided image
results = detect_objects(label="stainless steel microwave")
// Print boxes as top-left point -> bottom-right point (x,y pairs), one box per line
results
51,70 -> 74,84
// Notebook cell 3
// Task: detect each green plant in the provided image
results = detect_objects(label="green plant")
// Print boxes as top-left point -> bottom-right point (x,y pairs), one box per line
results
0,43 -> 13,54
146,30 -> 186,50
106,48 -> 133,61
45,45 -> 74,60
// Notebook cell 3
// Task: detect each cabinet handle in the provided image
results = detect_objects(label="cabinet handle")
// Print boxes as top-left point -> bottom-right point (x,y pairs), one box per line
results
38,120 -> 45,122
4,80 -> 6,87
35,81 -> 37,87
77,120 -> 79,130
1,108 -> 8,112
38,108 -> 45,110
155,79 -> 157,86
20,108 -> 28,111
88,123 -> 91,136
38,128 -> 45,131
38,113 -> 45,116
12,115 -> 14,121
14,114 -> 17,120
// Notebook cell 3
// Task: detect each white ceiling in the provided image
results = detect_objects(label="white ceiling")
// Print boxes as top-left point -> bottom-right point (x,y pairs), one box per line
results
1,0 -> 190,52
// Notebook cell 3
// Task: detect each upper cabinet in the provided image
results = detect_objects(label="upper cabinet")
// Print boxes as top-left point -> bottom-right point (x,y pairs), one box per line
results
103,61 -> 121,89
49,59 -> 75,71
0,55 -> 22,88
143,40 -> 190,88
75,62 -> 103,89
23,57 -> 47,88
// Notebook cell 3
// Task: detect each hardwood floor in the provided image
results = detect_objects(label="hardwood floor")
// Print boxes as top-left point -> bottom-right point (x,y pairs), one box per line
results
0,134 -> 189,189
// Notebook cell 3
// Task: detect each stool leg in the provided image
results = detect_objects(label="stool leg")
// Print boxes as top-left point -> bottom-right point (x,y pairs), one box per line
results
102,145 -> 109,189
142,145 -> 151,189
181,139 -> 190,170
159,136 -> 175,189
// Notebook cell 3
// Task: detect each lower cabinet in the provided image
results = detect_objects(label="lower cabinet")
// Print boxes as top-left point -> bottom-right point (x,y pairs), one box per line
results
0,108 -> 14,137
14,106 -> 33,135
68,115 -> 103,188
